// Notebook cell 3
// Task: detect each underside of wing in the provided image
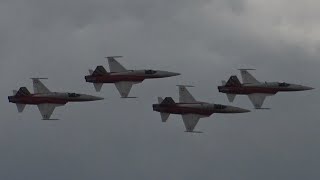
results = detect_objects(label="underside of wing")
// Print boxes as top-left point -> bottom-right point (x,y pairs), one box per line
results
239,70 -> 259,84
106,57 -> 127,72
178,86 -> 197,103
182,114 -> 201,132
32,78 -> 51,94
115,81 -> 135,98
37,103 -> 63,120
248,93 -> 268,109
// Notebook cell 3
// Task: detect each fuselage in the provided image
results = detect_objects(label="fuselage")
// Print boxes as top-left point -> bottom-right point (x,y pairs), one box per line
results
85,70 -> 180,84
152,102 -> 249,116
218,82 -> 313,95
8,92 -> 103,105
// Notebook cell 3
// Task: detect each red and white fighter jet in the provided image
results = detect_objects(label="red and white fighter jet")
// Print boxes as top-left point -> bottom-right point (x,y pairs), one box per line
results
8,78 -> 104,120
153,85 -> 250,132
85,56 -> 180,98
218,69 -> 314,109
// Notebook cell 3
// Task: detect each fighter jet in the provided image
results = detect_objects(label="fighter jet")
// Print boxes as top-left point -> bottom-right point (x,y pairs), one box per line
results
85,56 -> 180,98
152,85 -> 250,133
218,69 -> 314,109
8,78 -> 104,120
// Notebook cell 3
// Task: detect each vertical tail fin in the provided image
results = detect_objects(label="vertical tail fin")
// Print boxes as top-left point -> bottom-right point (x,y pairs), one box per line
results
92,66 -> 108,75
15,87 -> 31,97
225,76 -> 241,87
160,97 -> 175,105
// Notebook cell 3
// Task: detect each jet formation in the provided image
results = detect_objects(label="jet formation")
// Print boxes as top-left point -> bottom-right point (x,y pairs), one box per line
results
85,56 -> 180,98
8,78 -> 103,120
153,85 -> 250,132
8,57 -> 314,132
218,69 -> 314,109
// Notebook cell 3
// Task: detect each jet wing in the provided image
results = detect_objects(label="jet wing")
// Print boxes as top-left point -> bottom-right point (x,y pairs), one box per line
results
178,85 -> 197,103
115,81 -> 135,98
182,114 -> 201,132
248,93 -> 268,109
239,69 -> 259,84
32,78 -> 51,94
37,103 -> 63,120
106,56 -> 127,72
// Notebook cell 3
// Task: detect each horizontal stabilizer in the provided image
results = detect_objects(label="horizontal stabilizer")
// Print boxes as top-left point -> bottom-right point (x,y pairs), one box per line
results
93,83 -> 103,92
16,104 -> 26,113
226,94 -> 236,102
160,112 -> 170,122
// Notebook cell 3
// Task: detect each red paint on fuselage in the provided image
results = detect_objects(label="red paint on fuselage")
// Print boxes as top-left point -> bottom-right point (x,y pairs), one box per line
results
9,95 -> 68,105
85,74 -> 145,83
218,86 -> 279,95
153,103 -> 213,116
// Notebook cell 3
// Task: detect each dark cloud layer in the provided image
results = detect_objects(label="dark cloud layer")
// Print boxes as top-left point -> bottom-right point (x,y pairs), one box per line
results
1,0 -> 319,179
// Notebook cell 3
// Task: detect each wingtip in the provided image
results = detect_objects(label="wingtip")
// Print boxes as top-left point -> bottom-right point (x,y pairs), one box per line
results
30,77 -> 49,80
184,130 -> 203,133
104,56 -> 123,59
238,68 -> 256,71
176,85 -> 194,87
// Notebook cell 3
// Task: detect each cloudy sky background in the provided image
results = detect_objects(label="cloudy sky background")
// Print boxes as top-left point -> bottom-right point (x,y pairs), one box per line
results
0,0 -> 319,179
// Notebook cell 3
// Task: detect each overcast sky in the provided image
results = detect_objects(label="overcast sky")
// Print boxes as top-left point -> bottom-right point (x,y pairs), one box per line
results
1,0 -> 319,179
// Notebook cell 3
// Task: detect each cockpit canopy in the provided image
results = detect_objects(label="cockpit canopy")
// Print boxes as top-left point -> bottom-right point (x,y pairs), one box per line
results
214,104 -> 227,109
145,70 -> 157,75
278,82 -> 290,87
68,93 -> 81,97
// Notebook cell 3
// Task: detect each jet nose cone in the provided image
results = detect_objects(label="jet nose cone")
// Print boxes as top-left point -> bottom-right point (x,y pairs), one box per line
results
93,96 -> 104,101
86,95 -> 104,101
233,107 -> 251,113
171,72 -> 181,76
301,86 -> 314,91
165,72 -> 180,77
